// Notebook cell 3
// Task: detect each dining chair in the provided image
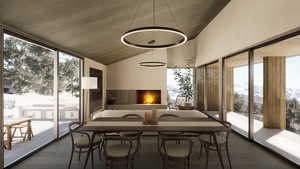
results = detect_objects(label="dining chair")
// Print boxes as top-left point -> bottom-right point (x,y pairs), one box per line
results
103,135 -> 136,169
68,122 -> 102,169
157,114 -> 184,149
120,114 -> 143,149
198,121 -> 232,169
159,136 -> 194,169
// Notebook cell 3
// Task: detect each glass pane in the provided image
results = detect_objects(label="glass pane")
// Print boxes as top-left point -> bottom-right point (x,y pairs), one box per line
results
167,68 -> 194,110
224,52 -> 249,137
206,62 -> 219,112
58,52 -> 81,137
254,35 -> 300,164
3,34 -> 55,166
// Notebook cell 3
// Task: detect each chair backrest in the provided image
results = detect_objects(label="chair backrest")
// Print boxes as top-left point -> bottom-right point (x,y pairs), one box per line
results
68,121 -> 85,145
160,136 -> 193,157
122,114 -> 143,120
158,114 -> 179,120
103,136 -> 133,158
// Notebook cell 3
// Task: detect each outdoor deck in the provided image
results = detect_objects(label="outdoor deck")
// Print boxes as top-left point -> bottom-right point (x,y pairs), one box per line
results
4,121 -> 70,167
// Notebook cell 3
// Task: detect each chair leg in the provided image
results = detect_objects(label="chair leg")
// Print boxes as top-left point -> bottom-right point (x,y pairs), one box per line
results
131,157 -> 135,169
91,149 -> 94,169
68,147 -> 74,169
78,148 -> 82,161
205,147 -> 209,169
188,157 -> 191,169
99,144 -> 103,160
226,144 -> 233,169
199,144 -> 203,158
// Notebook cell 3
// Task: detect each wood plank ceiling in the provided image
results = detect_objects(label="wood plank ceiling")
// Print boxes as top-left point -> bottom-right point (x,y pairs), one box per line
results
0,0 -> 230,65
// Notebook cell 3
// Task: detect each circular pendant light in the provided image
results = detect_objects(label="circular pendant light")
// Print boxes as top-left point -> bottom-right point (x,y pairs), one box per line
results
121,26 -> 187,49
139,61 -> 166,67
121,0 -> 187,49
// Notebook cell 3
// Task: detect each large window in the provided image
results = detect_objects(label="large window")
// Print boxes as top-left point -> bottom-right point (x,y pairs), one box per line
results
2,33 -> 82,166
167,68 -> 194,109
3,34 -> 56,165
58,52 -> 81,136
224,52 -> 249,136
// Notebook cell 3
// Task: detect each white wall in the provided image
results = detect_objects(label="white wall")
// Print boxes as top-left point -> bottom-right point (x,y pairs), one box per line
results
107,49 -> 167,105
84,58 -> 107,120
167,39 -> 196,68
195,0 -> 300,66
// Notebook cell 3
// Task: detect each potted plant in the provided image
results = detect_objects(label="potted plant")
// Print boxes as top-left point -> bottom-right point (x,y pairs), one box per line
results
174,69 -> 194,110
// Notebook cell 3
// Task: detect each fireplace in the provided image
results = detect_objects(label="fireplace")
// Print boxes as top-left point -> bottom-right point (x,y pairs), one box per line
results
137,90 -> 161,104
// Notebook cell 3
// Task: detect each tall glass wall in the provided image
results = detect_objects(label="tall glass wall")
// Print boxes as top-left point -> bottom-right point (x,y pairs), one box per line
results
253,35 -> 300,163
2,33 -> 82,166
58,52 -> 81,136
3,34 -> 55,166
167,68 -> 194,109
224,52 -> 249,137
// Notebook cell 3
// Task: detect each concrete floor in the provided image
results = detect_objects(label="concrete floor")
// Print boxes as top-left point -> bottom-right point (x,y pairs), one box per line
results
9,133 -> 298,169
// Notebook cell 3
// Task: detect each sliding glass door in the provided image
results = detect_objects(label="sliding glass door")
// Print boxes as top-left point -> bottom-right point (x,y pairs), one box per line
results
3,34 -> 55,166
58,52 -> 81,136
2,33 -> 82,167
224,52 -> 249,137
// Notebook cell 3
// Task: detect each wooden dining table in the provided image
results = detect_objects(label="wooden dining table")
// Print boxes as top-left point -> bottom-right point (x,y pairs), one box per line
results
80,116 -> 230,169
4,117 -> 33,150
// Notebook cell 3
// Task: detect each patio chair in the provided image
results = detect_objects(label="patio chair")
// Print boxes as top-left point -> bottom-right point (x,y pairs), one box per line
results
159,136 -> 193,169
198,121 -> 232,169
68,122 -> 102,169
103,135 -> 137,169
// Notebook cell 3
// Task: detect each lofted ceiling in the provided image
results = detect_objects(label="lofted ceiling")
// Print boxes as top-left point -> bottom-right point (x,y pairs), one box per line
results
0,0 -> 230,65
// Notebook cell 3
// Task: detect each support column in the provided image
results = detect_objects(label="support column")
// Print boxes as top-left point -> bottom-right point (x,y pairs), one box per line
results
263,56 -> 286,129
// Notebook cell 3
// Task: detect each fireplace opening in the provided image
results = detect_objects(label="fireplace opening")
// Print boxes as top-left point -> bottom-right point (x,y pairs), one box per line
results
137,90 -> 161,104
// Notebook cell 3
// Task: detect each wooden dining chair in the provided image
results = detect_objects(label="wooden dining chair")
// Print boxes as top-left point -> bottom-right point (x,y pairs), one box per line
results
68,122 -> 102,169
157,114 -> 184,149
198,121 -> 232,169
103,135 -> 136,169
159,136 -> 194,169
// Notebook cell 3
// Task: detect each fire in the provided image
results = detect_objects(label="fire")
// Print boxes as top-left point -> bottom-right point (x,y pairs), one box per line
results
143,92 -> 155,104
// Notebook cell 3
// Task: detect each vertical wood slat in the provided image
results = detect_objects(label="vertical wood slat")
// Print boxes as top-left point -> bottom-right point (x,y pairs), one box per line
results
0,25 -> 4,169
206,63 -> 219,111
219,58 -> 224,120
263,56 -> 286,129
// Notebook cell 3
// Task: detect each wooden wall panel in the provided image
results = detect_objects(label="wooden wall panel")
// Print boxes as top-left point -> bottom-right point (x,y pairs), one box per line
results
196,68 -> 205,111
206,64 -> 219,111
263,56 -> 286,129
224,67 -> 234,113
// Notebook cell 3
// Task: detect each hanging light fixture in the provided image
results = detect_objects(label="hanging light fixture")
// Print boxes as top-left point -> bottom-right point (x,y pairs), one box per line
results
139,50 -> 166,67
121,0 -> 187,49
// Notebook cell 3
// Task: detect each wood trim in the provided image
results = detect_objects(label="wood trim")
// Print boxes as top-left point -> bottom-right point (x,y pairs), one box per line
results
93,117 -> 213,121
248,50 -> 254,139
0,25 -> 4,169
53,51 -> 59,138
218,58 -> 224,120
1,24 -> 84,59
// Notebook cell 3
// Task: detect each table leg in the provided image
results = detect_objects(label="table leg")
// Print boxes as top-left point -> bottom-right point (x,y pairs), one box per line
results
212,133 -> 225,169
83,132 -> 95,169
27,120 -> 32,141
7,126 -> 12,150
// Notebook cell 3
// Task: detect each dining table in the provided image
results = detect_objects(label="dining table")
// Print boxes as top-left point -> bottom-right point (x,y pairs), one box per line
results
80,115 -> 230,169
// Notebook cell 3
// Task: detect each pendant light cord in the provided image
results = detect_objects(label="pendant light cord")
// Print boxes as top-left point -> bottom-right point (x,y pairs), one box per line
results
163,0 -> 178,29
153,0 -> 156,26
127,0 -> 141,31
